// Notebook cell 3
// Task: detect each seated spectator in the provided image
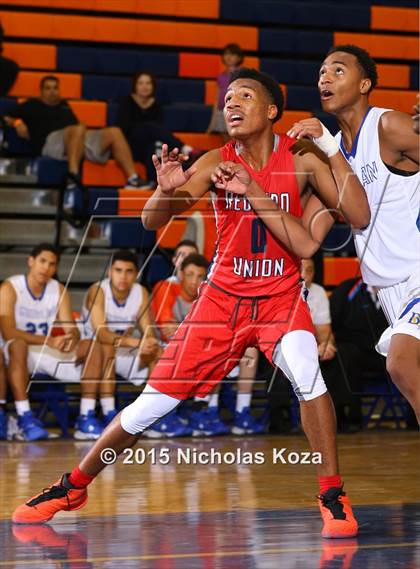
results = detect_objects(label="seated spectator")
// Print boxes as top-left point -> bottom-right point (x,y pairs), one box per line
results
0,21 -> 19,96
207,43 -> 244,141
4,75 -> 146,208
116,72 -> 198,184
0,349 -> 7,439
80,249 -> 160,427
308,269 -> 389,432
0,243 -> 104,441
167,239 -> 199,283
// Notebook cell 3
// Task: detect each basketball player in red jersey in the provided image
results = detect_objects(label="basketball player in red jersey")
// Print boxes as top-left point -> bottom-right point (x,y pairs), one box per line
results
13,69 -> 369,539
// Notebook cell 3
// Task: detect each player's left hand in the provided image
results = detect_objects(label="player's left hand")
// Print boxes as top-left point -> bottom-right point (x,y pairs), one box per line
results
287,118 -> 324,140
211,161 -> 252,195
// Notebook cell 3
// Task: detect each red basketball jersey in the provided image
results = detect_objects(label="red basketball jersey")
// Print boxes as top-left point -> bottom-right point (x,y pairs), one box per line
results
207,135 -> 302,296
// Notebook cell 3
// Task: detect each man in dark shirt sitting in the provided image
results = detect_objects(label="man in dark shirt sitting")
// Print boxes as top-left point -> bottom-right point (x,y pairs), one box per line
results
4,75 -> 145,191
321,277 -> 389,431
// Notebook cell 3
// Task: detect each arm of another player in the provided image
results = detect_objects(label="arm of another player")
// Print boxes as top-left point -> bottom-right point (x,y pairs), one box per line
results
288,118 -> 370,228
141,146 -> 221,230
136,287 -> 161,364
212,162 -> 335,258
54,284 -> 80,352
379,110 -> 420,166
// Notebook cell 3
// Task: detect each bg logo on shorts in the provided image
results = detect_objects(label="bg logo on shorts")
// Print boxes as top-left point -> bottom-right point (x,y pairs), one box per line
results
408,312 -> 420,326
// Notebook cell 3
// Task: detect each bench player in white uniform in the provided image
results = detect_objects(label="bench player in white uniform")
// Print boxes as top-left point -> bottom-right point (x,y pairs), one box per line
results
0,243 -> 104,441
81,249 -> 160,426
289,45 -> 419,423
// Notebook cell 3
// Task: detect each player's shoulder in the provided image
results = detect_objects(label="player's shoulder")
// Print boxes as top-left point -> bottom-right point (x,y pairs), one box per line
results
86,281 -> 104,302
379,109 -> 411,135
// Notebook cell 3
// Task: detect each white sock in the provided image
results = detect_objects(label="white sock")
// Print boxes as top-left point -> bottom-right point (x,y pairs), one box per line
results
15,399 -> 31,416
236,392 -> 252,413
80,398 -> 96,416
0,399 -> 6,405
127,173 -> 138,183
101,397 -> 116,415
181,144 -> 193,155
208,393 -> 219,408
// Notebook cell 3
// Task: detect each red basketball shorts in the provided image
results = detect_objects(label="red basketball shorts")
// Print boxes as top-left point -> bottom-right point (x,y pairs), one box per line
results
148,282 -> 315,400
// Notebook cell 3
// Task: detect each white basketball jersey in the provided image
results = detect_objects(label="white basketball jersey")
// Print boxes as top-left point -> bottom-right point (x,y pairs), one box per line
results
82,278 -> 143,339
335,107 -> 420,287
8,274 -> 60,336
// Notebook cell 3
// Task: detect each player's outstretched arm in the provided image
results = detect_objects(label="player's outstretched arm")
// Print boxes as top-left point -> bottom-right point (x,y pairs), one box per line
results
288,118 -> 371,228
211,162 -> 334,258
141,146 -> 220,230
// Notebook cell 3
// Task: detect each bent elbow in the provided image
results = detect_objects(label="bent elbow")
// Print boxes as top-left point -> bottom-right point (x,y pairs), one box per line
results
352,210 -> 371,230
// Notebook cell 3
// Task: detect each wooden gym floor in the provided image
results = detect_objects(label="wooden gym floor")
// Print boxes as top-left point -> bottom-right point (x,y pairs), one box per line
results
0,431 -> 419,568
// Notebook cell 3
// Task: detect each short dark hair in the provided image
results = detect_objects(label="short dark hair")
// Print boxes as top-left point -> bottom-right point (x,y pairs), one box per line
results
181,253 -> 208,272
131,71 -> 156,96
327,45 -> 378,92
111,249 -> 138,268
222,43 -> 244,65
229,68 -> 284,122
175,239 -> 198,254
30,243 -> 60,262
40,75 -> 59,89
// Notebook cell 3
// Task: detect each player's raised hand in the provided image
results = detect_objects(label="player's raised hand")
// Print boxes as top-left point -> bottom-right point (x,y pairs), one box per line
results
211,161 -> 252,195
152,144 -> 196,193
287,118 -> 324,140
287,118 -> 339,158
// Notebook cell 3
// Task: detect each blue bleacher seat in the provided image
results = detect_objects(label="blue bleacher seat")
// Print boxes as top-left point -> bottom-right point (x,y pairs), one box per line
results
322,224 -> 356,255
88,188 -> 118,215
3,128 -> 33,156
82,76 -> 131,101
410,67 -> 419,90
58,46 -> 179,77
285,86 -> 320,110
163,103 -> 211,132
221,0 -> 369,29
36,157 -> 67,186
109,219 -> 156,249
259,29 -> 333,55
145,254 -> 173,286
261,59 -> 319,86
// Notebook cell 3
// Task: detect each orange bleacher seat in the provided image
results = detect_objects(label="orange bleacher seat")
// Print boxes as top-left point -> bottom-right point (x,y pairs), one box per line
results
83,160 -> 146,187
324,257 -> 361,287
377,64 -> 410,89
2,42 -> 56,70
180,54 -> 259,79
370,89 -> 417,114
4,0 -> 220,19
371,6 -> 419,33
68,101 -> 107,128
156,220 -> 188,249
9,71 -> 81,98
334,32 -> 418,60
0,11 -> 258,50
274,111 -> 313,134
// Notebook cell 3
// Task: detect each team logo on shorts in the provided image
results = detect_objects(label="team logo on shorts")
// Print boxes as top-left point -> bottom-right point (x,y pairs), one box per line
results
408,312 -> 420,326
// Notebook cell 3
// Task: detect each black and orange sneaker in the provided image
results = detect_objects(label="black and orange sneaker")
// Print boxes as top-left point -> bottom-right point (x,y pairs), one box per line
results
12,474 -> 88,524
318,487 -> 358,538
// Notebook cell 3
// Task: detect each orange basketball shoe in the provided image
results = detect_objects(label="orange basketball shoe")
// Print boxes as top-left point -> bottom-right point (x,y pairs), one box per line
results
12,474 -> 88,524
318,487 -> 358,538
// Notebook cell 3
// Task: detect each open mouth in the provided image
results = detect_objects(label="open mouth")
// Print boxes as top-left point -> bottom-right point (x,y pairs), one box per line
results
228,113 -> 244,126
320,90 -> 334,101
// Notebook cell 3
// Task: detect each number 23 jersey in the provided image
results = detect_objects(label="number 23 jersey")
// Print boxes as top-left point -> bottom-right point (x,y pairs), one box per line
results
208,135 -> 302,296
7,274 -> 60,335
